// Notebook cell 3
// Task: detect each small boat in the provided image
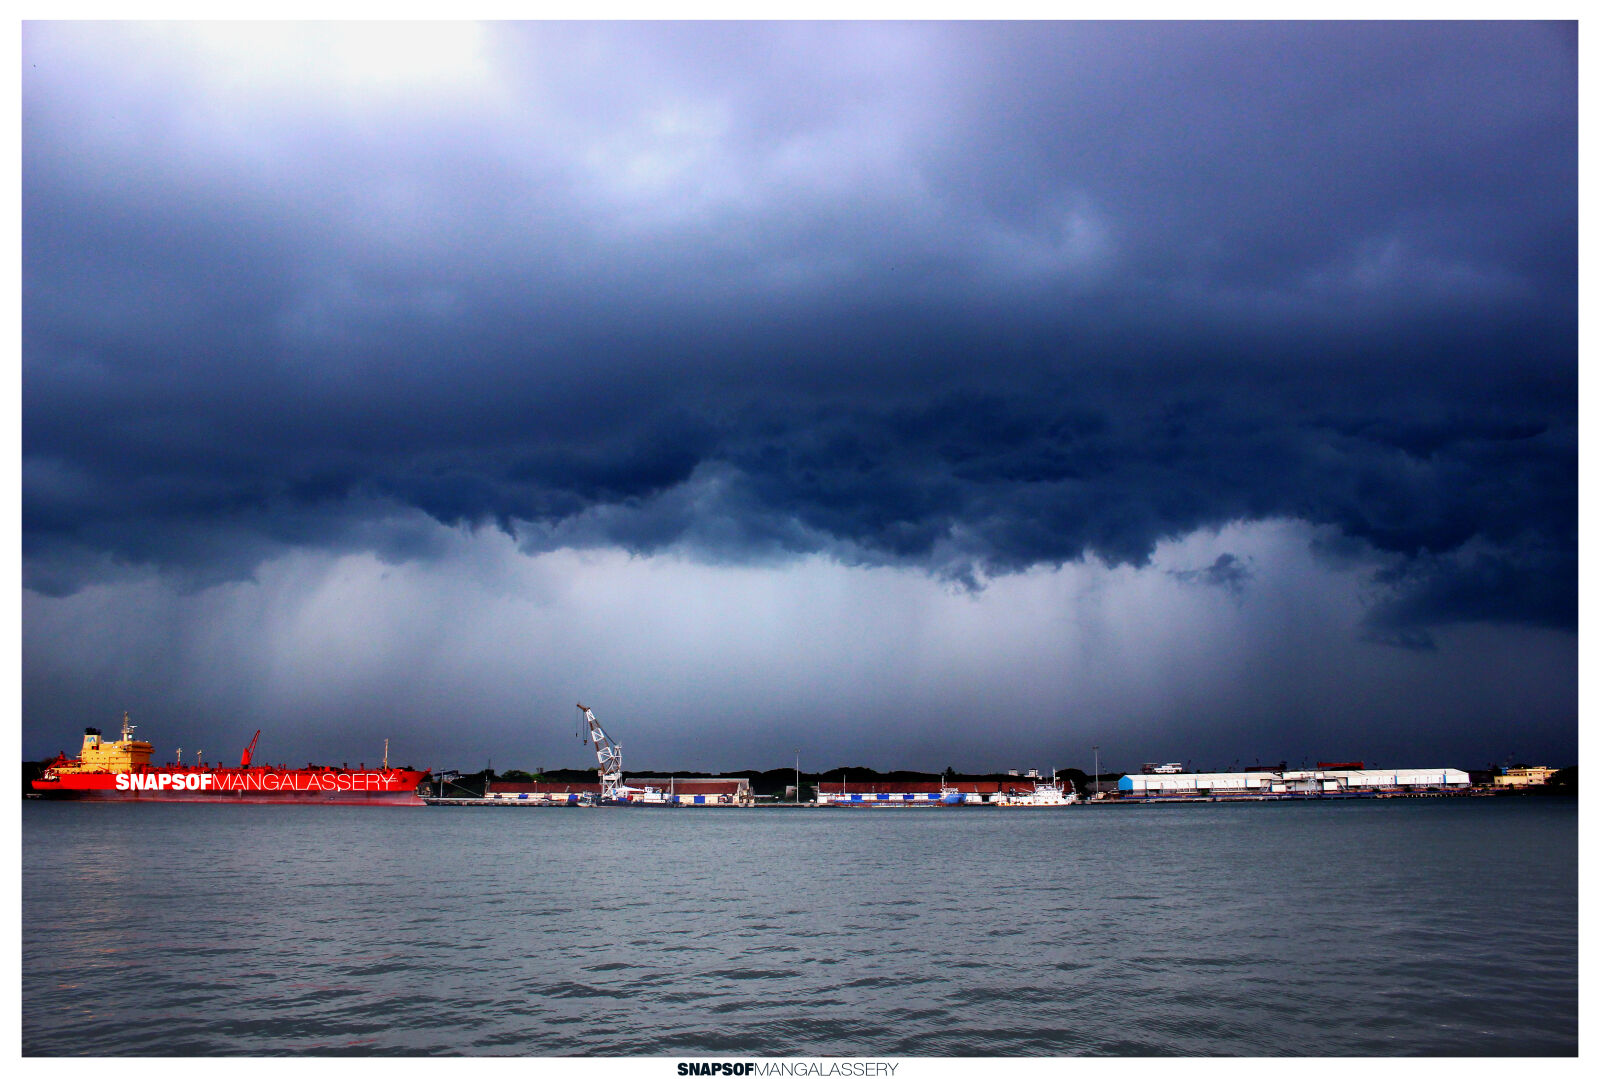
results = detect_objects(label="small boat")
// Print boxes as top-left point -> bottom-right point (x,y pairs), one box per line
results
994,775 -> 1079,807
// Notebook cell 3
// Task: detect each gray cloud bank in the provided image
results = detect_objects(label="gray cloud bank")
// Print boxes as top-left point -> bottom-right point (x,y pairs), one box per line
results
23,22 -> 1576,640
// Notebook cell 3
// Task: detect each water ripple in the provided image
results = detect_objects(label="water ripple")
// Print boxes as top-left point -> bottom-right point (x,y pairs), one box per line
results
23,798 -> 1576,1056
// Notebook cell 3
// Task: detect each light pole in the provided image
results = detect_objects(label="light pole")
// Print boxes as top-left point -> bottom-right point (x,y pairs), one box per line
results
1092,745 -> 1100,801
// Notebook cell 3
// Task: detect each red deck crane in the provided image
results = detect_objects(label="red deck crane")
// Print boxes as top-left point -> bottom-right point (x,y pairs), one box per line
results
240,729 -> 261,769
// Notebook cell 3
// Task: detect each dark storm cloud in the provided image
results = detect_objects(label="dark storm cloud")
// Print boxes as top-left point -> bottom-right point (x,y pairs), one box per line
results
22,22 -> 1576,632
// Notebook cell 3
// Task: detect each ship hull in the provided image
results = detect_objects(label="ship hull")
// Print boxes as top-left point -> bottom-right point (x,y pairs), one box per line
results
32,787 -> 424,805
32,768 -> 428,805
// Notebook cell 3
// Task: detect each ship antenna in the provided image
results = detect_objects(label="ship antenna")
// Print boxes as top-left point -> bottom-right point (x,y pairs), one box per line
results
121,711 -> 136,743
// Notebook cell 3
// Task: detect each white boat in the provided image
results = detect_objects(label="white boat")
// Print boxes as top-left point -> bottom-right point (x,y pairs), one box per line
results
994,775 -> 1079,807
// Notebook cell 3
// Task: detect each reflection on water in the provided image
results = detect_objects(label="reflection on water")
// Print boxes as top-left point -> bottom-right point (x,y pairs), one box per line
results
23,798 -> 1576,1056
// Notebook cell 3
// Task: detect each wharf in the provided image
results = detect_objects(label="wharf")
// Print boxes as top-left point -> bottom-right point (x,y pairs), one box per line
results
422,796 -> 798,808
421,797 -> 1090,809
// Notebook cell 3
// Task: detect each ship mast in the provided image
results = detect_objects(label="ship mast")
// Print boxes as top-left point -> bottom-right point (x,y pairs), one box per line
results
120,711 -> 136,744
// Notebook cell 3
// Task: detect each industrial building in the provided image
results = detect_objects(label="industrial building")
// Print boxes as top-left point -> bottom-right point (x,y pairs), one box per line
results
1118,767 -> 1470,800
485,780 -> 600,804
483,777 -> 752,805
816,779 -> 1046,805
625,777 -> 753,805
1494,766 -> 1557,789
816,780 -> 943,804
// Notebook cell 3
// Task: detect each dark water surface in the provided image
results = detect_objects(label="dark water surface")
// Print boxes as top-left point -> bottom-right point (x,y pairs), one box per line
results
22,797 -> 1576,1056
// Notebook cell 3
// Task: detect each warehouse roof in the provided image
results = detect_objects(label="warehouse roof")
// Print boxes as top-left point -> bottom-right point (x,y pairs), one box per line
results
627,777 -> 749,794
817,780 -> 1039,795
1121,768 -> 1469,787
487,781 -> 601,794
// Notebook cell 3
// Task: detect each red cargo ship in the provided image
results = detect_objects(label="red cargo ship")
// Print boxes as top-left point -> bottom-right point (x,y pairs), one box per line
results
31,714 -> 429,805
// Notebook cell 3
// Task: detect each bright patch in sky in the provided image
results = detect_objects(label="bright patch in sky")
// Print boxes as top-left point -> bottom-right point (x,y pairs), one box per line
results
183,21 -> 491,94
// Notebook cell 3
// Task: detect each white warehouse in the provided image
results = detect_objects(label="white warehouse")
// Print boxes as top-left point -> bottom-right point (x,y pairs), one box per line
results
1118,768 -> 1470,800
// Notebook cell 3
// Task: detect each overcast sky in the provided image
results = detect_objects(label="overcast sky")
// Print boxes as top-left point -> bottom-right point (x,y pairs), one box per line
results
21,21 -> 1577,774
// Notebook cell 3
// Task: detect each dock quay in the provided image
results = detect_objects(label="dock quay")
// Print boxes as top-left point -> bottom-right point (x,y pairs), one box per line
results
423,796 -> 807,808
422,789 -> 1490,808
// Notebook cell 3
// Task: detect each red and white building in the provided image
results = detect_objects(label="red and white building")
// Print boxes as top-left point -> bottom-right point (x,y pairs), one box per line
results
815,779 -> 1048,805
484,777 -> 753,805
626,777 -> 753,805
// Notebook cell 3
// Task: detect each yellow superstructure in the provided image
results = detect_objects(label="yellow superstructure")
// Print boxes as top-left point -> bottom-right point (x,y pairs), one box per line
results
1494,765 -> 1557,789
52,713 -> 153,774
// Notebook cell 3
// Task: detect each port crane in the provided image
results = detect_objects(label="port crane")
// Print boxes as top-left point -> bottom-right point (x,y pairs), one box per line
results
576,703 -> 624,802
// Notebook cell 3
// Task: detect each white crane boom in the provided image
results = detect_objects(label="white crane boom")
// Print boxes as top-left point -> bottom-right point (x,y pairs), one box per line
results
576,703 -> 623,802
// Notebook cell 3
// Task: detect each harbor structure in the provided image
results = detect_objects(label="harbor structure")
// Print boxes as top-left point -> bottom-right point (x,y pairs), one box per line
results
563,704 -> 758,804
483,777 -> 752,805
626,777 -> 752,805
485,780 -> 601,804
575,703 -> 623,800
817,780 -> 953,804
1494,765 -> 1557,789
815,777 -> 1074,805
1118,767 -> 1470,800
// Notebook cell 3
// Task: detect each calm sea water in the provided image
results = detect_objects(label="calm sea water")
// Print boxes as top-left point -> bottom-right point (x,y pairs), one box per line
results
22,797 -> 1576,1056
